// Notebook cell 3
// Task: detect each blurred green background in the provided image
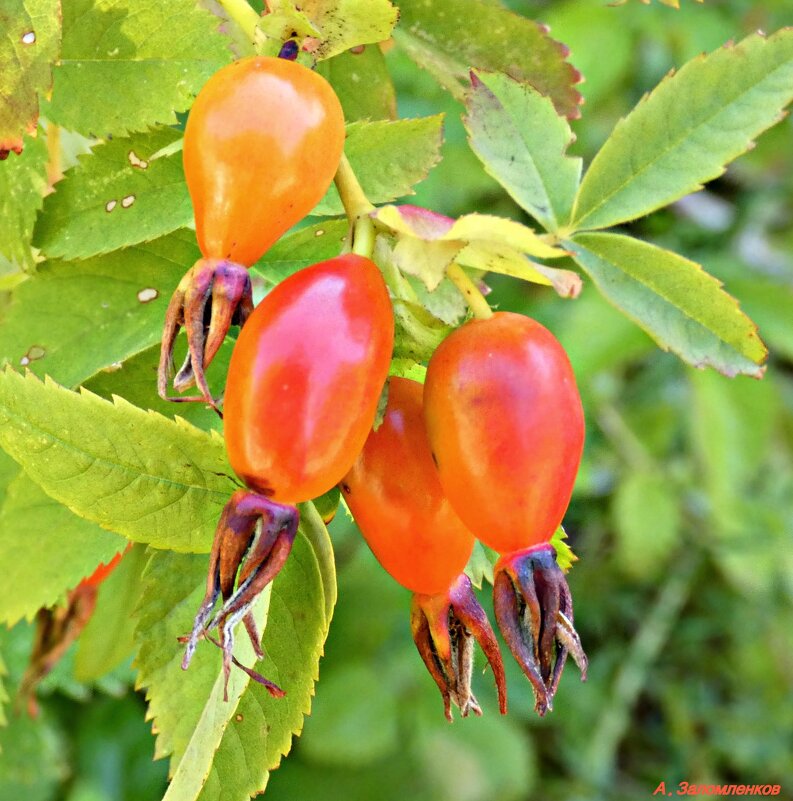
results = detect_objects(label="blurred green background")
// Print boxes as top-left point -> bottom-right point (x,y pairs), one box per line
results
2,1 -> 792,799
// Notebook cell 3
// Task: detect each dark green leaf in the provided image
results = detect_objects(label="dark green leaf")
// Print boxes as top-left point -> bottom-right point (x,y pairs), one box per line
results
315,116 -> 444,215
318,46 -> 396,121
394,0 -> 582,119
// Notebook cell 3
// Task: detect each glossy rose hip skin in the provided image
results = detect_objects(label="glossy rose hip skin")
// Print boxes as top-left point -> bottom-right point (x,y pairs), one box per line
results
424,312 -> 588,714
182,255 -> 394,698
343,377 -> 507,720
159,56 -> 346,406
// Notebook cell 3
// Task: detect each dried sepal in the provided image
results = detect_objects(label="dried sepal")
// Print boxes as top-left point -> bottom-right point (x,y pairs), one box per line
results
181,488 -> 298,700
493,543 -> 587,716
158,258 -> 253,409
411,573 -> 507,721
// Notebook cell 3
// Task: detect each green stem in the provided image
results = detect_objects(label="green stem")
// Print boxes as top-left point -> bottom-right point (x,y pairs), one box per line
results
217,0 -> 261,43
334,153 -> 375,219
446,262 -> 493,319
334,153 -> 376,259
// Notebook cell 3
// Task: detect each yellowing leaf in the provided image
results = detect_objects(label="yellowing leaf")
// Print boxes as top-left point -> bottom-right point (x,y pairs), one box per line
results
373,205 -> 572,295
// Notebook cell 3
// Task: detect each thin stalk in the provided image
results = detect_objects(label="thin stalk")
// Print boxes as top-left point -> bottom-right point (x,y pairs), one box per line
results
447,262 -> 493,320
334,153 -> 376,259
217,0 -> 261,43
334,153 -> 375,219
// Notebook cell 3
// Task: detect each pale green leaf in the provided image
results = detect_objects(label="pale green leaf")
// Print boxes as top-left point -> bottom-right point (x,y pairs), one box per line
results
0,131 -> 48,270
550,526 -> 576,574
0,230 -> 198,388
43,0 -> 231,137
465,541 -> 496,589
0,466 -> 126,626
572,30 -> 793,231
569,232 -> 767,377
74,544 -> 147,682
34,128 -> 192,259
464,70 -> 582,231
314,116 -> 444,215
612,471 -> 681,580
135,506 -> 334,798
0,369 -> 236,552
292,0 -> 398,60
0,0 -> 60,155
253,219 -> 349,285
394,0 -> 582,119
317,45 -> 396,121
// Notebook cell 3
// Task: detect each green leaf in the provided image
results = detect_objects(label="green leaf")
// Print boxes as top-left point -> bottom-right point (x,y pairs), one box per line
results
0,131 -> 48,271
254,219 -> 349,285
572,30 -> 793,231
464,70 -> 582,232
318,46 -> 396,121
314,117 -> 444,216
550,526 -> 576,574
34,127 -> 192,259
0,467 -> 126,626
290,0 -> 398,61
0,0 -> 60,156
393,0 -> 582,119
568,232 -> 767,377
0,369 -> 236,552
84,342 -> 226,434
465,540 -> 497,589
612,471 -> 681,580
43,0 -> 231,137
135,505 -> 334,799
0,230 -> 198,388
393,299 -> 452,363
74,544 -> 147,682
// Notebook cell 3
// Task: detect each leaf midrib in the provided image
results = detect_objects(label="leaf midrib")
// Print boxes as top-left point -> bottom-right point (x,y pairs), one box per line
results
0,393 -> 232,504
573,41 -> 793,228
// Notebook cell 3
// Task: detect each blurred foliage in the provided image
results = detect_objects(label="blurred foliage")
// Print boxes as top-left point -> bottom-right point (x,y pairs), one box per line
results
2,1 -> 793,799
